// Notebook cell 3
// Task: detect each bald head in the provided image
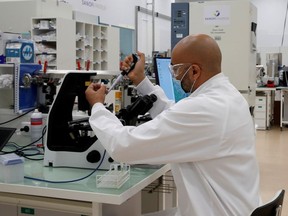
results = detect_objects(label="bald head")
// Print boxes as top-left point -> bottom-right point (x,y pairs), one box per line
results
172,34 -> 222,76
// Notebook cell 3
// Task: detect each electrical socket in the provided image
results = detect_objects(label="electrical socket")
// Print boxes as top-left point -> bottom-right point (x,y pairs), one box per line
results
20,121 -> 31,136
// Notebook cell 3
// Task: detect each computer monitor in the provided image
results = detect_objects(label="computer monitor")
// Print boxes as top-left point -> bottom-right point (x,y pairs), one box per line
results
154,57 -> 176,102
0,127 -> 16,151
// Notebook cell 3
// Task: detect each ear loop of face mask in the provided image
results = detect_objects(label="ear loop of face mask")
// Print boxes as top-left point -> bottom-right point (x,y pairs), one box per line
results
188,76 -> 197,94
179,65 -> 197,95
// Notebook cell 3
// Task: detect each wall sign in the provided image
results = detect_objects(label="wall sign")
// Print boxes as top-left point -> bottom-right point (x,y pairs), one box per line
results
204,5 -> 230,25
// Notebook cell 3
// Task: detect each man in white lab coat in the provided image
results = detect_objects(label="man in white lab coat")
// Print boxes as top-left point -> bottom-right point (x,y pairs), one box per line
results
85,34 -> 261,216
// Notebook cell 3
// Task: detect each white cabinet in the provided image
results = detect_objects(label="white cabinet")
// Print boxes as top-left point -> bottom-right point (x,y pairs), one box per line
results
255,96 -> 267,129
255,94 -> 274,130
255,89 -> 275,130
75,21 -> 120,71
31,17 -> 76,70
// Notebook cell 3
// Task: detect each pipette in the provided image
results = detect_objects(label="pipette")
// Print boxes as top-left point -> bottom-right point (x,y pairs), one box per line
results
107,54 -> 138,94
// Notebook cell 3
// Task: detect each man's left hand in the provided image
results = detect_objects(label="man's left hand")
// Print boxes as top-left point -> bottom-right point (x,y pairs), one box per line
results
85,83 -> 107,106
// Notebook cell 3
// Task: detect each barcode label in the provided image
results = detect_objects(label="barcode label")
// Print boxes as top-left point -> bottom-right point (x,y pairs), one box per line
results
214,36 -> 221,41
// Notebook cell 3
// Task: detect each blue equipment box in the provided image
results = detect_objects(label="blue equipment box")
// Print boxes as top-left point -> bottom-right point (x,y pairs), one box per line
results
5,41 -> 34,63
17,64 -> 42,112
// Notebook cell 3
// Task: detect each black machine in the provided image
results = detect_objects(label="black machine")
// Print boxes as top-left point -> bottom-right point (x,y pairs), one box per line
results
0,127 -> 16,151
43,71 -> 113,169
44,71 -> 157,169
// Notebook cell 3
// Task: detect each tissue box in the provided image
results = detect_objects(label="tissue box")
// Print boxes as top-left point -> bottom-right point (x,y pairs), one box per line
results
0,153 -> 24,183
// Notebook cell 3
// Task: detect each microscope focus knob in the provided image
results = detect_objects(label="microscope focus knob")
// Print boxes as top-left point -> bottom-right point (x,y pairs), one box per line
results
86,150 -> 101,163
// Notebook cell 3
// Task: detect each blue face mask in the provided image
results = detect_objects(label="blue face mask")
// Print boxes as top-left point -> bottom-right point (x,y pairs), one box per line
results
172,78 -> 189,102
172,66 -> 196,102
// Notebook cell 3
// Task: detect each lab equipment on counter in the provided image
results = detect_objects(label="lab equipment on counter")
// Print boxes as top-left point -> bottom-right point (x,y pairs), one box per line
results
30,109 -> 43,146
96,163 -> 130,189
15,63 -> 42,113
0,127 -> 16,151
44,71 -> 118,170
44,70 -> 156,170
0,153 -> 24,183
117,94 -> 157,126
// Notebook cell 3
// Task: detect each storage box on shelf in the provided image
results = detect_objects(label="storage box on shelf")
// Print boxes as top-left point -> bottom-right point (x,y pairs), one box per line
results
31,17 -> 75,70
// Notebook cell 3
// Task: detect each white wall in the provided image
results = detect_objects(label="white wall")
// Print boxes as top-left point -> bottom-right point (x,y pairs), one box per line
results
65,0 -> 141,28
251,0 -> 288,48
251,0 -> 288,67
0,0 -> 72,33
65,0 -> 172,28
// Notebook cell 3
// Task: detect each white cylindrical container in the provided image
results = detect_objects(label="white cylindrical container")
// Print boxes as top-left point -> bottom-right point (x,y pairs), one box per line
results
30,109 -> 43,146
114,90 -> 122,114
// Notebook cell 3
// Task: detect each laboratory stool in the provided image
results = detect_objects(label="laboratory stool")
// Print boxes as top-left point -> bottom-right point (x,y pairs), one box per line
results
250,189 -> 285,216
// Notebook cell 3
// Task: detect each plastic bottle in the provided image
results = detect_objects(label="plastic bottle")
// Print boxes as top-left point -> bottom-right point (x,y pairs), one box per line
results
30,109 -> 43,146
114,90 -> 122,114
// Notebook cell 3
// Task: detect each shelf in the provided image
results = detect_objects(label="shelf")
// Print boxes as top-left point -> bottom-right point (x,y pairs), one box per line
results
32,17 -> 75,70
35,40 -> 57,43
35,52 -> 57,55
0,64 -> 14,68
33,27 -> 56,30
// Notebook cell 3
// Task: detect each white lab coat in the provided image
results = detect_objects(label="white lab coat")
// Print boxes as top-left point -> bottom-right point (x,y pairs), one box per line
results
89,73 -> 261,216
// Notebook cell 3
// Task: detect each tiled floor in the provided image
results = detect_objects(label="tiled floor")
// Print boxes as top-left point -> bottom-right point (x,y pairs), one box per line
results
256,126 -> 288,215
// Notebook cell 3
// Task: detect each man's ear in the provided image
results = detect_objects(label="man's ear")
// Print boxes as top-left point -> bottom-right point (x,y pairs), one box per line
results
191,64 -> 201,79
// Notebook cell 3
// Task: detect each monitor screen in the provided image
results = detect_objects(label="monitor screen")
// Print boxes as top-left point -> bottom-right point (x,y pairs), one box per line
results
0,127 -> 16,151
154,57 -> 176,102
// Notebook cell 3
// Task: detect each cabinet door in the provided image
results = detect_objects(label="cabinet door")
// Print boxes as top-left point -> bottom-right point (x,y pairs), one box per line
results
106,26 -> 120,71
56,18 -> 75,69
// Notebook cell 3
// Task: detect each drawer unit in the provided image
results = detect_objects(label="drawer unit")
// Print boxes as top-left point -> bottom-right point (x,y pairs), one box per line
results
255,104 -> 266,112
255,95 -> 267,130
255,96 -> 266,105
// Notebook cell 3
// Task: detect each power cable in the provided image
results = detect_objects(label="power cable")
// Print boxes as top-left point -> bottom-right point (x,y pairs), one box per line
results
0,109 -> 34,125
24,150 -> 106,184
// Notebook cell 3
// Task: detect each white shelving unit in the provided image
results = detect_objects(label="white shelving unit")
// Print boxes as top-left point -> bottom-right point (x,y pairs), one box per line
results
31,17 -> 76,70
31,18 -> 119,71
255,95 -> 267,130
75,21 -> 120,71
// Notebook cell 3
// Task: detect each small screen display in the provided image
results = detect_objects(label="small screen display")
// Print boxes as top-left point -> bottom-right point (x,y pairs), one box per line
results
154,57 -> 176,102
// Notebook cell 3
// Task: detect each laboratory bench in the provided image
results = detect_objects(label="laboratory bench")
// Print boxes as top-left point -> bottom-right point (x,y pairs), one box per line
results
255,87 -> 288,130
0,157 -> 171,216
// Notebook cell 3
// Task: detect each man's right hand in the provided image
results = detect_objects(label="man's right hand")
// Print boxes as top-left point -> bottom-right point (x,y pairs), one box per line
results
121,51 -> 146,86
